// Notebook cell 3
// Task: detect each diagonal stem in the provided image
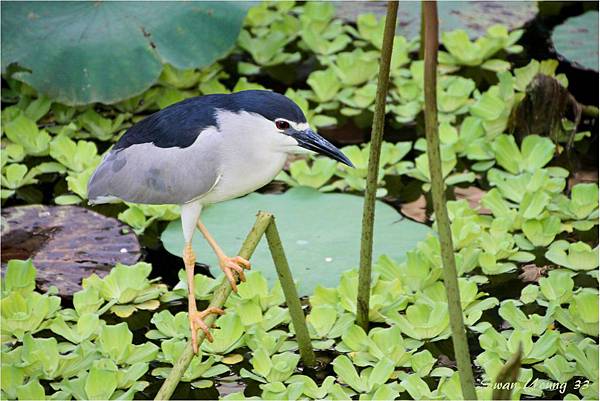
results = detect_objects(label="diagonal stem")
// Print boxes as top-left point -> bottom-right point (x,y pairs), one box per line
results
356,0 -> 399,330
423,2 -> 477,399
154,212 -> 273,401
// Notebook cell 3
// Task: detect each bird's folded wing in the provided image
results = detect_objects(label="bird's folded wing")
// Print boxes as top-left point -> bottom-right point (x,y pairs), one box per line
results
88,137 -> 221,205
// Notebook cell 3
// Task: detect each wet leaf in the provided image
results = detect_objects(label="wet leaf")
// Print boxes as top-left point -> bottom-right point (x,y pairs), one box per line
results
400,195 -> 428,223
1,205 -> 141,295
518,264 -> 549,283
454,186 -> 490,214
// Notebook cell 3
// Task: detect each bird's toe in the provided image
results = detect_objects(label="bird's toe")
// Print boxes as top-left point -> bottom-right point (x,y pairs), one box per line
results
232,256 -> 251,269
188,307 -> 224,349
219,256 -> 251,289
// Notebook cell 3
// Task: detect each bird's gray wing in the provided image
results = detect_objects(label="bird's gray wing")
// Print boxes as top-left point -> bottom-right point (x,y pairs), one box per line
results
88,133 -> 221,205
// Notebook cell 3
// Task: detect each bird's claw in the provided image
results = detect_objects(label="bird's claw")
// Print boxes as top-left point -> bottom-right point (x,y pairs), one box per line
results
220,256 -> 251,292
188,306 -> 224,353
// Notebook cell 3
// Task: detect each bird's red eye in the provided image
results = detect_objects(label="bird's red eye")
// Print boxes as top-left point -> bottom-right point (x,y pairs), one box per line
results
275,120 -> 290,130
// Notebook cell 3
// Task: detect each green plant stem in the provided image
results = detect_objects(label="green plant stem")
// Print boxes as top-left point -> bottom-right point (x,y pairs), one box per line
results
581,104 -> 599,118
419,2 -> 425,59
265,219 -> 316,367
356,0 -> 399,331
97,299 -> 118,316
154,211 -> 273,401
422,2 -> 477,400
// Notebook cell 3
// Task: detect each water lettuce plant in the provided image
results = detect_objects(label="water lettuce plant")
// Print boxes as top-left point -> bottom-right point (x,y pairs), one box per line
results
240,350 -> 300,383
82,262 -> 167,317
332,354 -> 400,398
153,339 -> 229,383
336,324 -> 417,367
545,240 -> 599,271
549,183 -> 599,230
1,262 -> 160,400
2,112 -> 51,157
555,289 -> 599,336
439,24 -> 523,68
304,305 -> 354,349
275,158 -> 338,191
333,141 -> 413,195
1,260 -> 61,342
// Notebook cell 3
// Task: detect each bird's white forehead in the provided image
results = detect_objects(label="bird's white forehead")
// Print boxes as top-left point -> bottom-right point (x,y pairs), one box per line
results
215,108 -> 308,131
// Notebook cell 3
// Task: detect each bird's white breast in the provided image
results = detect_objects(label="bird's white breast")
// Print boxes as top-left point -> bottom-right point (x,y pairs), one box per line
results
199,110 -> 294,204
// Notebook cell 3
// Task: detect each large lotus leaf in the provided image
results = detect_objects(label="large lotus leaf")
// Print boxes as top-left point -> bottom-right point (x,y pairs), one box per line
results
161,187 -> 431,296
334,1 -> 536,39
1,2 -> 249,105
551,11 -> 599,71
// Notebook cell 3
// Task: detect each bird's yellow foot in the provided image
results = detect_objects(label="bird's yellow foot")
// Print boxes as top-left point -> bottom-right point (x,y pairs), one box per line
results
189,306 -> 224,353
220,256 -> 251,292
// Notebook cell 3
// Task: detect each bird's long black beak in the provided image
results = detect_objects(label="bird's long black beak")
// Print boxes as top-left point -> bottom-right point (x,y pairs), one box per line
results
292,129 -> 354,167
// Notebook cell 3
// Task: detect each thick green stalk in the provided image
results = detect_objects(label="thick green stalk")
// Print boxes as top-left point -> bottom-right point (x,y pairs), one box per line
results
154,212 -> 273,401
97,298 -> 118,316
582,104 -> 599,117
422,2 -> 477,400
265,219 -> 316,367
356,0 -> 399,330
419,2 -> 425,59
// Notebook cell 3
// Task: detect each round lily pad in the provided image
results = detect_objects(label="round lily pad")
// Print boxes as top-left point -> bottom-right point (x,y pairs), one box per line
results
551,11 -> 599,71
1,2 -> 249,105
161,187 -> 431,296
1,205 -> 141,295
334,1 -> 537,39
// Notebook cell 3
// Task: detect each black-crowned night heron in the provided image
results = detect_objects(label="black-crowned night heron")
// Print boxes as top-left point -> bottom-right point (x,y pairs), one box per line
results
88,90 -> 352,352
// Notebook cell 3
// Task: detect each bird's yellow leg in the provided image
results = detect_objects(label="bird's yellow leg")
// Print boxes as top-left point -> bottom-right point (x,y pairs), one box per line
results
196,220 -> 251,292
184,242 -> 224,353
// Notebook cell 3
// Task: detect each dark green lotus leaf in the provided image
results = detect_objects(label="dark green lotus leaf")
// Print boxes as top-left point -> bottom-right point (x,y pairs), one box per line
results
1,2 -> 249,105
161,187 -> 431,296
334,1 -> 536,39
551,11 -> 599,72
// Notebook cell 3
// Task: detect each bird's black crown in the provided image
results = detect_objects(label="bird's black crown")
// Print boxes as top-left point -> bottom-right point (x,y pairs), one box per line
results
113,90 -> 307,150
229,90 -> 307,124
